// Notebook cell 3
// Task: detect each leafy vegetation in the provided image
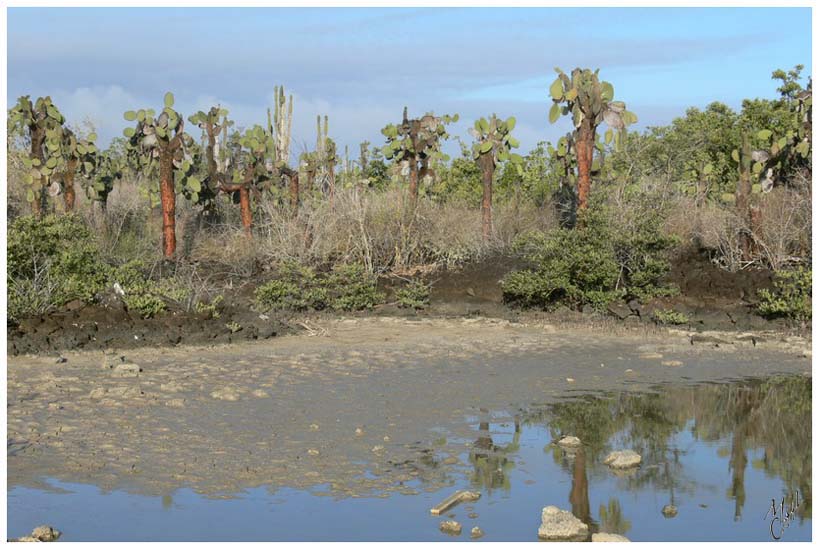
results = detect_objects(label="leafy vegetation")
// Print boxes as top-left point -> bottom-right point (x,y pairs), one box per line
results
5,64 -> 812,324
756,267 -> 811,321
501,195 -> 677,311
396,280 -> 431,310
254,262 -> 384,312
653,309 -> 690,325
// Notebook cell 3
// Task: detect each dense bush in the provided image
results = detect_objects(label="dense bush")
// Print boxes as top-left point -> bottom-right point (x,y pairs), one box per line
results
396,279 -> 431,309
501,196 -> 677,311
8,215 -> 109,319
501,207 -> 624,310
255,261 -> 383,312
757,267 -> 811,321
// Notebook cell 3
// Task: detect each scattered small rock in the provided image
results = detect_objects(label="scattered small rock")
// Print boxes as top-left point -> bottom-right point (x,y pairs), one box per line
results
89,387 -> 106,399
210,387 -> 240,401
165,398 -> 185,408
538,506 -> 589,541
661,360 -> 683,367
309,423 -> 319,431
54,356 -> 67,364
662,504 -> 678,518
371,445 -> 384,454
639,352 -> 663,359
439,520 -> 462,536
566,377 -> 576,383
470,526 -> 484,539
113,363 -> 142,375
307,448 -> 320,456
468,512 -> 479,519
604,450 -> 642,469
252,389 -> 269,398
355,427 -> 364,436
592,532 -> 631,542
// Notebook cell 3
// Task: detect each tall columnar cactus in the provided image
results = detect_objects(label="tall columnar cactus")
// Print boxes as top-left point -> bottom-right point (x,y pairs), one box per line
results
359,141 -> 370,174
267,85 -> 298,215
222,125 -> 275,236
58,128 -> 98,212
123,92 -> 199,258
8,96 -> 67,217
548,67 -> 637,211
188,106 -> 232,206
269,85 -> 294,169
381,107 -> 458,203
469,115 -> 524,241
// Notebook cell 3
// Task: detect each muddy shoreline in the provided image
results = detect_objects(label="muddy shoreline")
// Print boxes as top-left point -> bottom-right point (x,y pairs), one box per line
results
7,250 -> 803,357
7,317 -> 811,501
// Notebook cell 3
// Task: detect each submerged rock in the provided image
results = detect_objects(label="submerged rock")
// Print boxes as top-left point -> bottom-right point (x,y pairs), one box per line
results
538,506 -> 589,541
470,526 -> 485,539
439,520 -> 462,535
592,532 -> 631,542
558,435 -> 582,448
604,450 -> 642,469
10,525 -> 61,542
662,504 -> 678,518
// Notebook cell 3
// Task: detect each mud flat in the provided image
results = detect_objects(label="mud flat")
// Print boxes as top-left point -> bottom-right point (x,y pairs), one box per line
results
8,316 -> 810,500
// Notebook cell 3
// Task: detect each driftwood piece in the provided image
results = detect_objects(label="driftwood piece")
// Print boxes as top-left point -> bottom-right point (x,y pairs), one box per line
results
430,490 -> 481,515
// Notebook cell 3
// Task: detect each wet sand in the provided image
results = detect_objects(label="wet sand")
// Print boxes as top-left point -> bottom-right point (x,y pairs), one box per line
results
7,317 -> 811,499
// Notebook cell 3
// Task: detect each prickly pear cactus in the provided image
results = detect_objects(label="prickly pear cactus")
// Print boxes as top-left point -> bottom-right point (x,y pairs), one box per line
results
469,115 -> 524,240
123,92 -> 200,207
189,106 -> 232,208
548,67 -> 637,210
381,107 -> 458,199
469,115 -> 523,165
56,128 -> 98,210
8,96 -> 68,214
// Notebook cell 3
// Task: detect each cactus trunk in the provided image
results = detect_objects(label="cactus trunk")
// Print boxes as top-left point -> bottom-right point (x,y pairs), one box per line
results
63,158 -> 77,212
479,153 -> 494,242
408,161 -> 419,203
328,158 -> 336,209
159,149 -> 177,258
286,170 -> 299,217
239,185 -> 252,237
30,126 -> 46,218
576,122 -> 594,211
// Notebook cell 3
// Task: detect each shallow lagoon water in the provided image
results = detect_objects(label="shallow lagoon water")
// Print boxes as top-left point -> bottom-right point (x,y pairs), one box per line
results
8,376 -> 810,542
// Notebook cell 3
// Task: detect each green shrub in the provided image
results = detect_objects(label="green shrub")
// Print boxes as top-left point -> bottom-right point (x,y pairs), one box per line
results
195,295 -> 224,319
610,197 -> 679,301
8,214 -> 109,319
653,309 -> 690,325
254,261 -> 327,311
326,263 -> 384,311
108,260 -> 192,319
757,267 -> 811,321
502,207 -> 624,311
501,196 -> 677,311
396,280 -> 431,309
255,261 -> 383,312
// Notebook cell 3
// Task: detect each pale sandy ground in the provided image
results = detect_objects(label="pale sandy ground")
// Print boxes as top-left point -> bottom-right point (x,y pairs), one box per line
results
7,317 -> 811,499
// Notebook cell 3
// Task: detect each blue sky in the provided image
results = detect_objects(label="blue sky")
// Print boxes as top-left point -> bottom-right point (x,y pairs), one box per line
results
7,7 -> 812,160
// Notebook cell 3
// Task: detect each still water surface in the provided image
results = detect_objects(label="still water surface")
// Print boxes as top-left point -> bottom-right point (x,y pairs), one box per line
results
8,375 -> 811,541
